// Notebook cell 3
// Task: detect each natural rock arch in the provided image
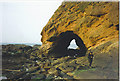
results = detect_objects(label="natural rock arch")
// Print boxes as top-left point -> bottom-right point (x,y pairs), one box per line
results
48,31 -> 87,57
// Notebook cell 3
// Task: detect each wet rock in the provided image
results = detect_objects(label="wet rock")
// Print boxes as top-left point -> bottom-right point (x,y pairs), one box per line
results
75,57 -> 88,65
31,74 -> 46,79
48,67 -> 59,76
41,68 -> 46,72
67,72 -> 74,76
44,59 -> 51,69
62,74 -> 73,79
51,57 -> 72,66
2,44 -> 43,79
59,65 -> 75,73
46,74 -> 54,79
55,76 -> 63,79
27,66 -> 41,73
21,73 -> 31,79
58,71 -> 73,79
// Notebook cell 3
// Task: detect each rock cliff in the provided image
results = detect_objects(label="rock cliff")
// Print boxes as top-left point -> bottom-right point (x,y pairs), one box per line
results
39,2 -> 119,79
40,2 -> 119,57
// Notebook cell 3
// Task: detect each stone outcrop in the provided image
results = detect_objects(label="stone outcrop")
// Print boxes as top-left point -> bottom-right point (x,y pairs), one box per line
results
40,2 -> 119,57
39,2 -> 119,79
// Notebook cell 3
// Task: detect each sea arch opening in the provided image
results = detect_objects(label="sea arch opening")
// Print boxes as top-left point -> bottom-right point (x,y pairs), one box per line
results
68,39 -> 78,49
48,31 -> 87,57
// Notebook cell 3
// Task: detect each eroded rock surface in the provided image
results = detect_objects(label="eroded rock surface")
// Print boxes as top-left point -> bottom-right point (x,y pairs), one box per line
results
39,1 -> 119,80
40,2 -> 118,58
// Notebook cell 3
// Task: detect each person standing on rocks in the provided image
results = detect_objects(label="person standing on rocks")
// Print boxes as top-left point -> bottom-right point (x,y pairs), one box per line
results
88,51 -> 94,66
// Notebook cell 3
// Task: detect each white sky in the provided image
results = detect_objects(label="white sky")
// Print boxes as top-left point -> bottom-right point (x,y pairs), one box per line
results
1,0 -> 63,44
68,39 -> 78,49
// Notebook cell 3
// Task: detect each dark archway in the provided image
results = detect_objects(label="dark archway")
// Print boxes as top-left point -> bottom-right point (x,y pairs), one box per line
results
48,31 -> 87,57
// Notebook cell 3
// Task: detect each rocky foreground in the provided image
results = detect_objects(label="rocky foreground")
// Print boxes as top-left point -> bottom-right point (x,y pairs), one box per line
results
1,42 -> 118,80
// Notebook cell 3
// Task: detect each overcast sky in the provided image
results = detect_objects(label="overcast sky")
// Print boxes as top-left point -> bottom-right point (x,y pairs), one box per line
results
1,0 -> 63,44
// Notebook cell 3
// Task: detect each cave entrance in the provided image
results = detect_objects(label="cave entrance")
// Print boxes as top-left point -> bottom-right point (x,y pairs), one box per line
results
48,31 -> 87,57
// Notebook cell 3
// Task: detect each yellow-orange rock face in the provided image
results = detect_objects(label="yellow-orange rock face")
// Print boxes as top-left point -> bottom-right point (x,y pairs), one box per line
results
40,2 -> 119,57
